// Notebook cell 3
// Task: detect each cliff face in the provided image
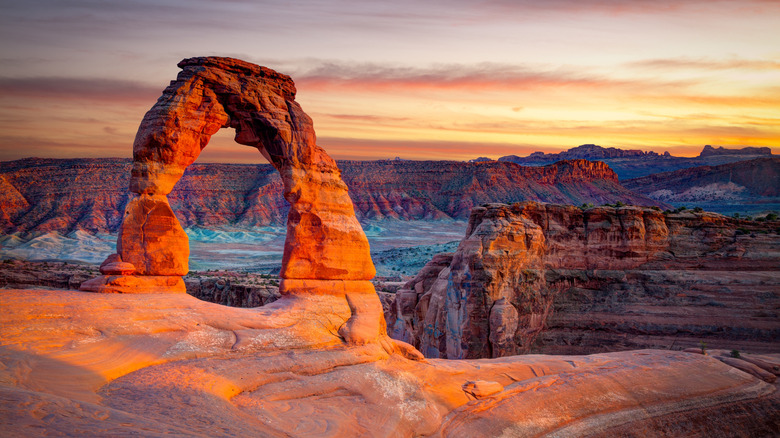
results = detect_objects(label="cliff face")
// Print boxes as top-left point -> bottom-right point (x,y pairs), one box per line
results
386,202 -> 780,359
0,158 -> 662,234
624,157 -> 780,205
340,159 -> 642,221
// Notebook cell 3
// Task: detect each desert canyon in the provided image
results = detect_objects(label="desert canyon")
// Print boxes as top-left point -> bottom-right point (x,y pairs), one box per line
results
1,57 -> 779,437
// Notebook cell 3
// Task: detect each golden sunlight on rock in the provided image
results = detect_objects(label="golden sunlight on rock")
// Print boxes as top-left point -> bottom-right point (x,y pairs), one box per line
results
1,58 -> 778,436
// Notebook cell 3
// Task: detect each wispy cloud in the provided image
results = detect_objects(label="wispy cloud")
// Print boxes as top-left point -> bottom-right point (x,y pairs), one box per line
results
479,0 -> 780,15
628,57 -> 780,71
294,62 -> 659,93
0,77 -> 161,103
324,114 -> 411,123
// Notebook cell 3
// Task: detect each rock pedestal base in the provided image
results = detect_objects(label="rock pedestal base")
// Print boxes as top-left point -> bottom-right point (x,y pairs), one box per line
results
79,275 -> 186,294
280,279 -> 385,345
279,279 -> 376,296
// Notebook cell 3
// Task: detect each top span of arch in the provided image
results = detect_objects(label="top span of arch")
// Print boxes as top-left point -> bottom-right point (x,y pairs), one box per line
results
130,56 -> 322,196
178,56 -> 298,100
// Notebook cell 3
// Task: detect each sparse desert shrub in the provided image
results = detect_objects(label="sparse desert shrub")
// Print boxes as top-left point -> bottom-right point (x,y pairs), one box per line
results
580,203 -> 594,210
650,206 -> 661,211
736,228 -> 749,235
699,340 -> 707,355
730,349 -> 741,358
766,213 -> 778,221
733,213 -> 741,219
693,207 -> 703,213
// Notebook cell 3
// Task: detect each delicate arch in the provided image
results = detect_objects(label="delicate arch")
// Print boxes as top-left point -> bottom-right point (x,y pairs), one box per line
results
121,56 -> 375,281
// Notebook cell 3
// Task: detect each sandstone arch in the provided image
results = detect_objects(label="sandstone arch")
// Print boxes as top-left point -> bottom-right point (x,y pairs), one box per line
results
129,56 -> 375,281
81,57 -> 396,346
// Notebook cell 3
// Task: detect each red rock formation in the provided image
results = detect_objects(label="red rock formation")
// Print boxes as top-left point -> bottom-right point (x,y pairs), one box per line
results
0,175 -> 29,232
341,158 -> 659,220
1,57 -> 778,436
0,157 -> 665,235
81,57 -> 375,298
77,57 -> 397,349
2,288 -> 778,436
387,202 -> 780,358
499,144 -> 776,180
116,195 -> 189,276
624,157 -> 780,202
125,56 -> 374,282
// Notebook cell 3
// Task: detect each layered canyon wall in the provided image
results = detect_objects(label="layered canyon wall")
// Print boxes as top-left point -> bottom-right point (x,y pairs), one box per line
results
387,202 -> 780,358
0,158 -> 663,235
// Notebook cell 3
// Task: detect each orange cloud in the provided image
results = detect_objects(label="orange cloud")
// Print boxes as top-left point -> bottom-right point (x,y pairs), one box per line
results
628,57 -> 780,71
296,63 -> 646,93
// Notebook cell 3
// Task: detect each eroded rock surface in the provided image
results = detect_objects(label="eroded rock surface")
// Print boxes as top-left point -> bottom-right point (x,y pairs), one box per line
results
0,157 -> 665,235
117,195 -> 189,276
1,289 -> 778,437
387,202 -> 780,358
2,55 -> 780,435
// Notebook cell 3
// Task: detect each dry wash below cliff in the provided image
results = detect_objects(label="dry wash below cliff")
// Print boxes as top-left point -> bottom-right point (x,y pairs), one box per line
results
386,202 -> 780,359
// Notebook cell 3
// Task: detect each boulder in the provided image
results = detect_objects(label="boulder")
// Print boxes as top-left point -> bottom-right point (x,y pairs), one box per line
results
99,262 -> 136,276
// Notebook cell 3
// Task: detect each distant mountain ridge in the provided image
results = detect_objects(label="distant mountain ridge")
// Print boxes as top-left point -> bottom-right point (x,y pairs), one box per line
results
0,157 -> 663,235
699,145 -> 772,157
497,144 -> 775,179
505,143 -> 668,161
623,157 -> 780,214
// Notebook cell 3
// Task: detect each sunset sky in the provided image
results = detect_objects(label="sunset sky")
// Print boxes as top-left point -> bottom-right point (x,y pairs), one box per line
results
1,0 -> 779,163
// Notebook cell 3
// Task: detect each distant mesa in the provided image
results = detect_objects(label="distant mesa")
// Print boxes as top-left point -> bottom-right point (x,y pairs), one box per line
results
625,157 -> 780,207
497,143 -> 777,180
699,144 -> 773,157
498,143 -> 773,163
498,143 -> 660,163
